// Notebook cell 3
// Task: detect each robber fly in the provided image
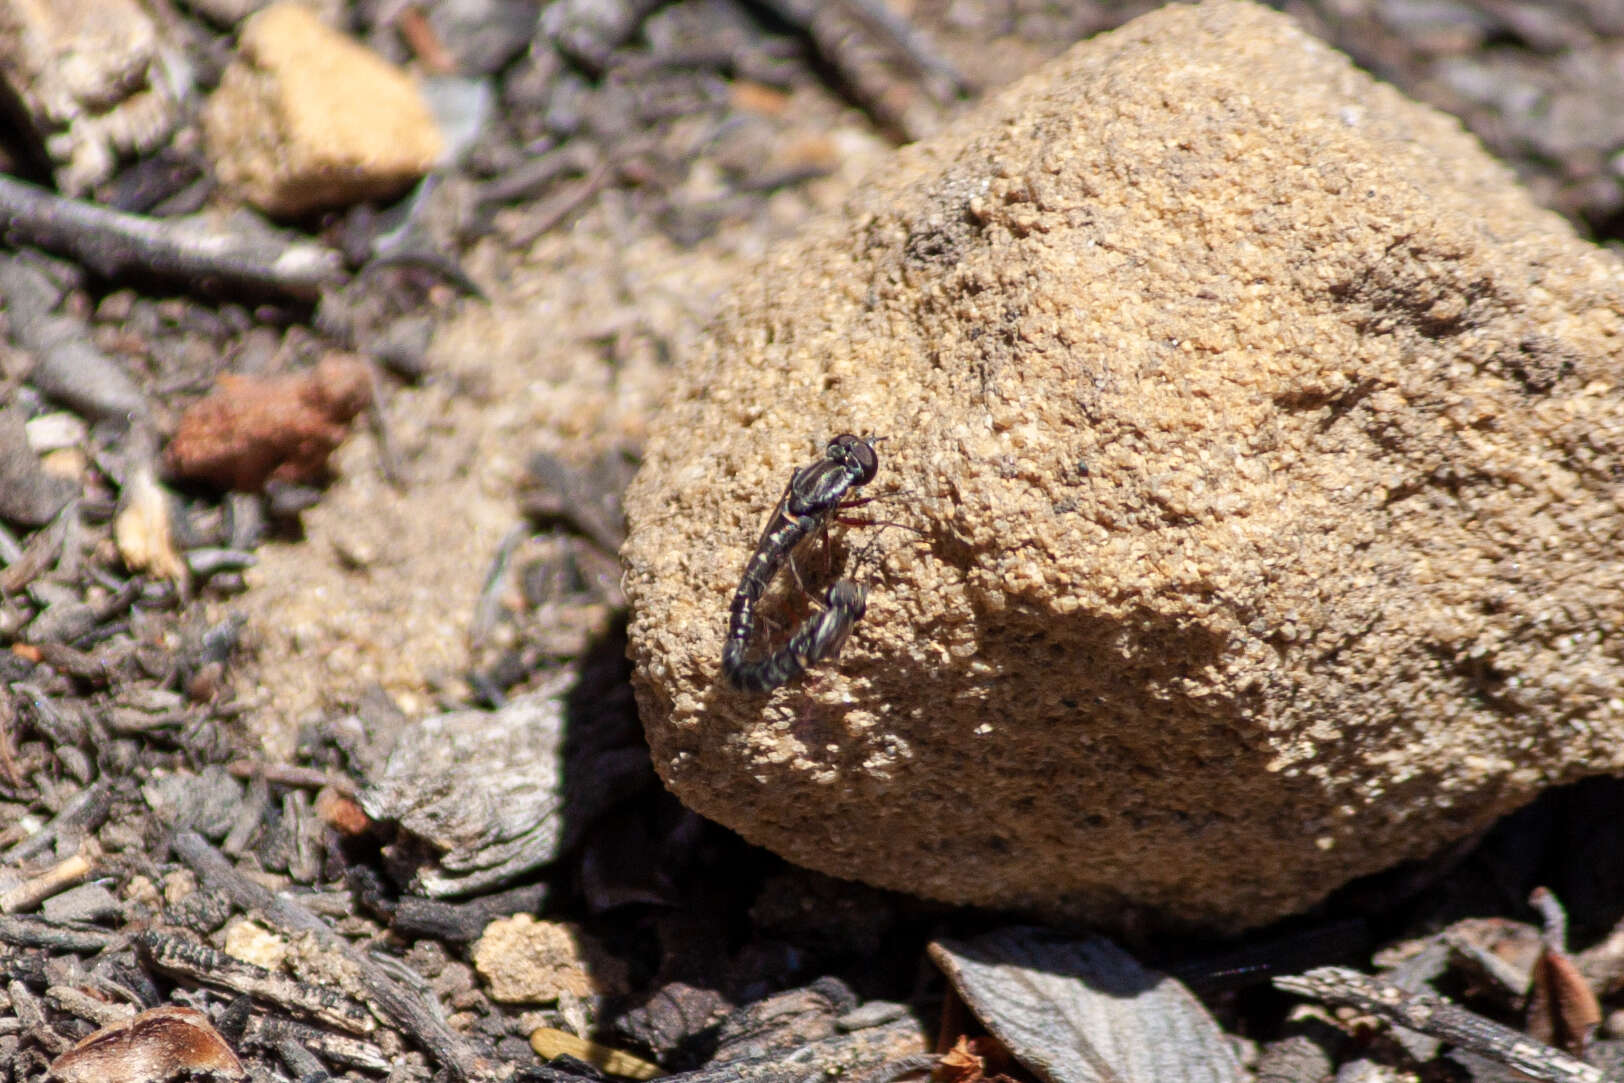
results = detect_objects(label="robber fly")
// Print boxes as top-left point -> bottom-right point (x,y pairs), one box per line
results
722,434 -> 879,692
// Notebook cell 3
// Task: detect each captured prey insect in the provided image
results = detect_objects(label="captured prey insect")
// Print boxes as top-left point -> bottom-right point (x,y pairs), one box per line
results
722,434 -> 881,693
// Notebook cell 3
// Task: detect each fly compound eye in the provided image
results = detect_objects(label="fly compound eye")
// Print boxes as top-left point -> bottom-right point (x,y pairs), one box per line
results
849,439 -> 878,485
827,433 -> 879,485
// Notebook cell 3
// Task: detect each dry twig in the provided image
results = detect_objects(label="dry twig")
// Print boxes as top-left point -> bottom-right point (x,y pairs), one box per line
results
137,929 -> 375,1033
0,175 -> 345,299
1274,967 -> 1602,1083
171,830 -> 482,1080
0,842 -> 99,914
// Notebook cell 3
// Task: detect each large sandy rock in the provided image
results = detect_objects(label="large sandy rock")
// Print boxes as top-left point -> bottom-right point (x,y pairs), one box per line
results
621,0 -> 1624,931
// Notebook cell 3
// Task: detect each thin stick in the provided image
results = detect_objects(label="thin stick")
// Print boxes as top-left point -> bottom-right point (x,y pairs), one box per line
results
0,175 -> 345,299
137,929 -> 375,1033
1,779 -> 109,864
1274,967 -> 1601,1083
0,842 -> 98,913
171,830 -> 481,1080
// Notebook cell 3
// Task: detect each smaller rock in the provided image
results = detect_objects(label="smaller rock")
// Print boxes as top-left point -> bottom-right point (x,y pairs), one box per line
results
222,918 -> 288,970
540,0 -> 660,73
0,407 -> 75,527
24,412 -> 86,453
163,353 -> 372,492
203,2 -> 445,216
369,315 -> 435,382
25,597 -> 96,644
0,258 -> 148,425
472,914 -> 628,1004
141,765 -> 245,839
424,0 -> 537,76
25,315 -> 151,423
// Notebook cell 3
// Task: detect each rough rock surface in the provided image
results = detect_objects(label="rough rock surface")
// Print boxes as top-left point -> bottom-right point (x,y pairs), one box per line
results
202,2 -> 443,216
621,0 -> 1624,931
471,916 -> 627,1004
0,0 -> 180,192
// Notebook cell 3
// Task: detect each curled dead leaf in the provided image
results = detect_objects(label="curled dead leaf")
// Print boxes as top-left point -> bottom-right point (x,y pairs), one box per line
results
938,1033 -> 1019,1083
1527,887 -> 1602,1058
48,1004 -> 243,1083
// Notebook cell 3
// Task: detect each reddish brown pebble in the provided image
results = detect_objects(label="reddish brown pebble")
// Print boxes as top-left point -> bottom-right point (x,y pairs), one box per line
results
185,660 -> 225,702
315,787 -> 372,835
49,1004 -> 244,1083
163,353 -> 373,491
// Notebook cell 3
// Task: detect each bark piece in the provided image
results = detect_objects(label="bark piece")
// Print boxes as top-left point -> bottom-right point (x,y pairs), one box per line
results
634,985 -> 926,1083
136,928 -> 374,1033
621,0 -> 1624,932
1275,966 -> 1601,1083
0,407 -> 74,527
170,830 -> 481,1079
359,682 -> 577,897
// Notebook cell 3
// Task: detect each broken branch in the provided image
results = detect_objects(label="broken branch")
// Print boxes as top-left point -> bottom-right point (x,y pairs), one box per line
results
0,175 -> 345,299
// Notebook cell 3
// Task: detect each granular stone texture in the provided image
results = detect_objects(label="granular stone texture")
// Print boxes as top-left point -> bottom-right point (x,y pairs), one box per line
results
620,0 -> 1624,932
472,916 -> 627,1004
203,2 -> 443,216
0,0 -> 179,192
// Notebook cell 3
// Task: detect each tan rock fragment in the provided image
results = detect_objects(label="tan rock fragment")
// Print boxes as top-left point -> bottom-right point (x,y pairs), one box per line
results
621,0 -> 1624,931
222,918 -> 288,971
472,915 -> 628,1004
203,1 -> 443,216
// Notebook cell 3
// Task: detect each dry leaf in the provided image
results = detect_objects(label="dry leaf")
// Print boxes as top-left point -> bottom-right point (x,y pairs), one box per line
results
49,1004 -> 243,1082
929,929 -> 1245,1083
938,1033 -> 1020,1083
530,1026 -> 663,1079
1528,946 -> 1602,1056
